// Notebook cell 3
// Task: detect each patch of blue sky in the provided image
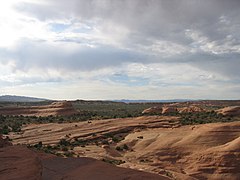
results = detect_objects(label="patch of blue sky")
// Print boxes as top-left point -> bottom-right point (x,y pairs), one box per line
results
72,25 -> 92,33
49,23 -> 71,32
110,74 -> 149,86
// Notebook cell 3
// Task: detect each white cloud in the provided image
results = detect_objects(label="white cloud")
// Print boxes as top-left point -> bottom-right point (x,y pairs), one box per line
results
186,29 -> 240,54
0,0 -> 239,99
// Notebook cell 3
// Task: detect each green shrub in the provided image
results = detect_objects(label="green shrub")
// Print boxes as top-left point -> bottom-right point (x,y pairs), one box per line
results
116,146 -> 123,151
102,140 -> 109,145
112,136 -> 120,143
62,147 -> 68,151
64,152 -> 74,157
102,158 -> 125,165
1,128 -> 9,135
123,144 -> 129,150
59,139 -> 70,146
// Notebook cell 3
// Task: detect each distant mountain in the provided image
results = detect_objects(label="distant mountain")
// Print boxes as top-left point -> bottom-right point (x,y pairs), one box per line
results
113,99 -> 197,103
0,95 -> 49,102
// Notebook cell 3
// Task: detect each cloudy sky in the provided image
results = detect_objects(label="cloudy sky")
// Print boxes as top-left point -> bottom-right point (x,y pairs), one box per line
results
0,0 -> 239,100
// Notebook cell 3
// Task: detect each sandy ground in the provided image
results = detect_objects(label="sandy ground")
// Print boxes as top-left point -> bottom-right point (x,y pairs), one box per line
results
10,116 -> 240,180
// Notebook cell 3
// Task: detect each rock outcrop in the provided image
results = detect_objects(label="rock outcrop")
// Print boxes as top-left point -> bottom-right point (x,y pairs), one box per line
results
178,106 -> 204,113
142,106 -> 162,114
0,145 -> 168,180
0,101 -> 78,117
142,105 -> 205,115
216,106 -> 240,116
161,106 -> 178,114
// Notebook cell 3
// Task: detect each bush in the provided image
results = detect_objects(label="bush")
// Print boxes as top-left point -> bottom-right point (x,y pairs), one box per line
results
123,144 -> 129,150
116,146 -> 123,151
59,139 -> 70,146
102,158 -> 125,165
64,152 -> 74,157
33,141 -> 43,149
1,125 -> 9,135
102,140 -> 109,145
12,124 -> 21,132
62,147 -> 68,151
1,128 -> 9,135
112,136 -> 120,143
116,144 -> 129,151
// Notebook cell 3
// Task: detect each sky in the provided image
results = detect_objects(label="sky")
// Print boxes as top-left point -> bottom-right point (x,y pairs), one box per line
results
0,0 -> 239,100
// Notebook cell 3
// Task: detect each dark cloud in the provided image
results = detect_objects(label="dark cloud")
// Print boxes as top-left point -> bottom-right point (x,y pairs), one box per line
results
15,0 -> 240,39
15,0 -> 240,50
7,0 -> 240,82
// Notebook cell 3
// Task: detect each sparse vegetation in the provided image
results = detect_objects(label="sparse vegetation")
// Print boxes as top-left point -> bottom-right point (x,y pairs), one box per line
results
102,158 -> 125,165
59,139 -> 71,146
139,159 -> 153,163
0,101 -> 159,134
2,100 -> 240,164
1,101 -> 239,136
180,111 -> 238,125
29,140 -> 77,157
72,100 -> 160,119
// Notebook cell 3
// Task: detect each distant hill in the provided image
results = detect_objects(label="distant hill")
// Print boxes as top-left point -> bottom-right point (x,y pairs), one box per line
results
0,95 -> 49,102
112,99 -> 196,103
